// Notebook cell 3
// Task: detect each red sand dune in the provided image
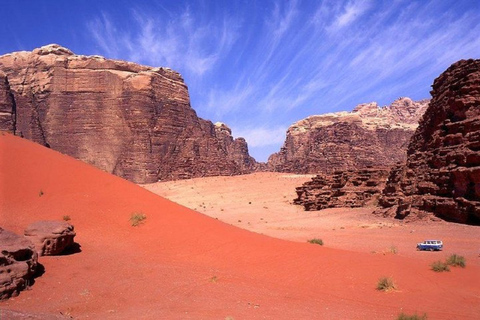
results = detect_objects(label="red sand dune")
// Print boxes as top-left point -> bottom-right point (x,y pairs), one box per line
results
0,133 -> 479,319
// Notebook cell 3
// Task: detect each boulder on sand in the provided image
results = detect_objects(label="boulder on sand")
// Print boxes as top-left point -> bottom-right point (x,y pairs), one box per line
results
24,221 -> 76,256
0,227 -> 38,300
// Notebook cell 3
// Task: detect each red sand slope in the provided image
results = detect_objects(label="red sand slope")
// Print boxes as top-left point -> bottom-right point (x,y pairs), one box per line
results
1,133 -> 479,319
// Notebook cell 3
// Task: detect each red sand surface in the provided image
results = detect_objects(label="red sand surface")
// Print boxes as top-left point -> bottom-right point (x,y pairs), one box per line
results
1,133 -> 479,319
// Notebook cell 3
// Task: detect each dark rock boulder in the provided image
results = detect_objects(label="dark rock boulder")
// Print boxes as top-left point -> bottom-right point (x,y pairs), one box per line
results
0,227 -> 38,300
24,221 -> 76,256
294,168 -> 390,211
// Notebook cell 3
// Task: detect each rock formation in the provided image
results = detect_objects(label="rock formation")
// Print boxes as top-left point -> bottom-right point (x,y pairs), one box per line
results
268,98 -> 429,173
0,227 -> 38,300
0,71 -> 15,133
24,221 -> 76,256
294,168 -> 390,211
377,59 -> 480,224
0,44 -> 256,183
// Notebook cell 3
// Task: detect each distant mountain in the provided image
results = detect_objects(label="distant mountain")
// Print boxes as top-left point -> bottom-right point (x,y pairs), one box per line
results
0,44 -> 256,183
267,97 -> 429,173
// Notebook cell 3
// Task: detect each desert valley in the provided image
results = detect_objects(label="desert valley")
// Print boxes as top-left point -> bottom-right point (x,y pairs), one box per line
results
1,43 -> 479,320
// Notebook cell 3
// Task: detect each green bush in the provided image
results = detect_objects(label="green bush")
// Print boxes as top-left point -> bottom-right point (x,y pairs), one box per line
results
130,212 -> 147,226
307,238 -> 323,246
376,276 -> 396,291
430,260 -> 450,272
397,312 -> 427,320
446,254 -> 466,268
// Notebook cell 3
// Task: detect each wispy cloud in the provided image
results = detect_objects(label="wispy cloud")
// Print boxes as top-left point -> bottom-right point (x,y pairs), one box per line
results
331,0 -> 372,30
233,125 -> 287,148
85,0 -> 480,161
87,6 -> 239,76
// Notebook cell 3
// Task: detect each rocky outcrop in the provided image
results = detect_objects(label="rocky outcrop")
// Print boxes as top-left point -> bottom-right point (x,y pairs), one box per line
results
377,59 -> 480,224
0,44 -> 256,183
0,71 -> 15,133
24,221 -> 76,256
268,98 -> 429,173
294,168 -> 389,211
0,228 -> 38,300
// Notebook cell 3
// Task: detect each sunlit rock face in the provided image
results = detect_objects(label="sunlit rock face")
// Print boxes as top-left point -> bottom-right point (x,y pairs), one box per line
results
378,59 -> 480,224
267,97 -> 429,174
0,44 -> 256,183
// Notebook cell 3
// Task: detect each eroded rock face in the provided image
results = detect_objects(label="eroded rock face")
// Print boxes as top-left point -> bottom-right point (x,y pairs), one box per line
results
268,98 -> 428,173
24,221 -> 76,256
294,168 -> 389,211
0,227 -> 38,300
377,59 -> 480,224
0,44 -> 256,183
0,71 -> 15,133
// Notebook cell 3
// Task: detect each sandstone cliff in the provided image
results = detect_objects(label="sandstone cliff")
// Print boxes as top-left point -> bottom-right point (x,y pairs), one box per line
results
377,59 -> 480,224
0,45 -> 256,183
267,98 -> 429,173
0,71 -> 15,133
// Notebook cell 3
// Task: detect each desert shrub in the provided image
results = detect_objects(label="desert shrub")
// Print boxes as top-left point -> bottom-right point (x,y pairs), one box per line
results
307,238 -> 323,246
376,276 -> 396,291
39,190 -> 44,197
130,212 -> 146,226
63,215 -> 71,221
397,312 -> 427,320
430,260 -> 450,272
446,254 -> 466,268
389,245 -> 398,254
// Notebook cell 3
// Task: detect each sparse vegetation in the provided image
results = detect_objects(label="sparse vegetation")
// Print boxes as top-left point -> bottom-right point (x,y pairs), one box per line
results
389,245 -> 398,254
39,190 -> 44,197
446,254 -> 466,268
430,260 -> 450,272
397,312 -> 427,320
210,276 -> 218,283
307,238 -> 323,246
63,215 -> 71,221
376,276 -> 396,291
130,212 -> 147,226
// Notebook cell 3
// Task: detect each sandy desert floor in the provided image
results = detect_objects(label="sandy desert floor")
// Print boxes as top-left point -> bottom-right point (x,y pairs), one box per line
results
1,134 -> 479,319
143,173 -> 480,265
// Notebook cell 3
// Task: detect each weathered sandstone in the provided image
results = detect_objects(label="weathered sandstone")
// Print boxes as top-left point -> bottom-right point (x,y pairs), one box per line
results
268,98 -> 428,173
0,228 -> 38,300
24,221 -> 76,256
294,168 -> 389,211
0,71 -> 15,133
0,44 -> 256,183
377,59 -> 480,224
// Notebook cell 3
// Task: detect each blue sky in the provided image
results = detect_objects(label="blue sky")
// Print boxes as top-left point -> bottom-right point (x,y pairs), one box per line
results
1,1 -> 479,161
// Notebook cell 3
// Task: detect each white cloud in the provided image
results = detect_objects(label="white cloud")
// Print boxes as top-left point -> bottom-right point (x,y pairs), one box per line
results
329,0 -> 372,31
233,126 -> 287,148
205,85 -> 254,118
88,8 -> 239,76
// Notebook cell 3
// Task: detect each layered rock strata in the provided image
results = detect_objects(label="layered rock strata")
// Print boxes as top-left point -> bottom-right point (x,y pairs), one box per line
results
0,228 -> 38,300
24,221 -> 76,256
0,45 -> 256,183
0,71 -> 15,133
377,59 -> 480,224
268,98 -> 428,173
294,168 -> 389,211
